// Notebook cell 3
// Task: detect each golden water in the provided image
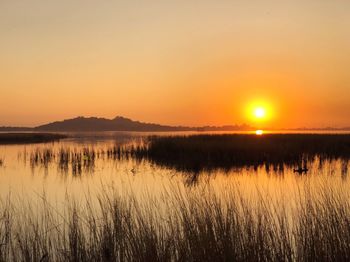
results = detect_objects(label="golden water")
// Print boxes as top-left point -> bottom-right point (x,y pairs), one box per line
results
0,133 -> 349,213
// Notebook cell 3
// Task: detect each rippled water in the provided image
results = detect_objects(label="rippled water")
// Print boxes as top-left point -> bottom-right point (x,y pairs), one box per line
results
2,132 -> 350,261
0,132 -> 349,210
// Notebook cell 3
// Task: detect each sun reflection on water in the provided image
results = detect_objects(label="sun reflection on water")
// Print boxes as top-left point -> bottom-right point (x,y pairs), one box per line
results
255,130 -> 264,135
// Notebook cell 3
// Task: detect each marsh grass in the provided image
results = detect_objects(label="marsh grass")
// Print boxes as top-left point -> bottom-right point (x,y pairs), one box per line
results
3,134 -> 350,261
28,144 -> 146,176
0,181 -> 350,261
25,134 -> 350,178
30,148 -> 55,169
28,147 -> 99,175
129,134 -> 350,172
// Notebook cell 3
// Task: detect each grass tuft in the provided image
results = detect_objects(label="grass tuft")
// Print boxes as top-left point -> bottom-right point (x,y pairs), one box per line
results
0,182 -> 350,261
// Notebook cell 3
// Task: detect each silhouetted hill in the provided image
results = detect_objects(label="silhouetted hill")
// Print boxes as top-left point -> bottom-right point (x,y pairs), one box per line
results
35,116 -> 191,132
2,117 -> 350,132
32,116 -> 251,132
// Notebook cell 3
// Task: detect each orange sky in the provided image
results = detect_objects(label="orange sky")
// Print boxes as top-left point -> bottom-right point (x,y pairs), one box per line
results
0,0 -> 349,128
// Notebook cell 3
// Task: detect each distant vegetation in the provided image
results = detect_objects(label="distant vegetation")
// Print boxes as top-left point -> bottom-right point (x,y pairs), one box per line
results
1,116 -> 252,132
3,116 -> 350,132
24,134 -> 350,180
0,126 -> 33,132
127,134 -> 350,172
1,182 -> 350,261
0,133 -> 67,144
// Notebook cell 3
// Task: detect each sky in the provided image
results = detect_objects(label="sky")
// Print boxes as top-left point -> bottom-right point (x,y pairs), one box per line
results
0,0 -> 349,128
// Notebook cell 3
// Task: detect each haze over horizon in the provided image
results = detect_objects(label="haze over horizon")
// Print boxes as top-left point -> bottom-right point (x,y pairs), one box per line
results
1,1 -> 349,129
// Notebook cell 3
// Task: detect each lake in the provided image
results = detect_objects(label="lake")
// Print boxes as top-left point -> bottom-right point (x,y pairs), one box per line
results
1,131 -> 349,203
1,131 -> 350,261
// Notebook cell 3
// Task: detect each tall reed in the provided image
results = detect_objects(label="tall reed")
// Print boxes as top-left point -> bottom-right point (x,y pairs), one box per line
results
0,181 -> 350,261
130,134 -> 350,172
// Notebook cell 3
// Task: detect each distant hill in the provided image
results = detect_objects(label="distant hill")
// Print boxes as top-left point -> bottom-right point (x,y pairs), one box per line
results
34,116 -> 251,132
2,116 -> 350,132
0,116 -> 252,132
35,116 -> 191,132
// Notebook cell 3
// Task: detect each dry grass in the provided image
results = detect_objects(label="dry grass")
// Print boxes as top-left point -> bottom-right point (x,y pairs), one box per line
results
0,181 -> 350,261
5,134 -> 350,261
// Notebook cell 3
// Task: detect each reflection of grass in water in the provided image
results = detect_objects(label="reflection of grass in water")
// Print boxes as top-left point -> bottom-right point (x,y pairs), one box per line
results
26,134 -> 350,179
1,182 -> 350,261
30,148 -> 55,169
59,148 -> 96,176
29,145 -> 143,176
29,147 -> 97,176
129,134 -> 350,172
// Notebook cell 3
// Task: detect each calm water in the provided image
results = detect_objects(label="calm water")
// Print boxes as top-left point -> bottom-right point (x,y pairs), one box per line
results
0,132 -> 349,210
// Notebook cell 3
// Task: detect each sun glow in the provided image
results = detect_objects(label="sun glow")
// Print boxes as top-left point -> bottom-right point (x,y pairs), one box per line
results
255,130 -> 264,135
245,100 -> 274,124
254,107 -> 266,119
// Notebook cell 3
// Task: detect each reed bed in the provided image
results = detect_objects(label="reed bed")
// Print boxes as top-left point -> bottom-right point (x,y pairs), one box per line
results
28,145 -> 144,175
0,181 -> 350,261
128,134 -> 350,172
30,148 -> 55,169
25,134 -> 350,175
28,147 -> 99,176
3,134 -> 350,261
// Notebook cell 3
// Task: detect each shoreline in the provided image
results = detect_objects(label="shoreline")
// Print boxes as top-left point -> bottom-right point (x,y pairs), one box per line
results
0,133 -> 67,144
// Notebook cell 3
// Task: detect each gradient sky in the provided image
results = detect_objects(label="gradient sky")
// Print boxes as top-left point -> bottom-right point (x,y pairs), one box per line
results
1,0 -> 349,128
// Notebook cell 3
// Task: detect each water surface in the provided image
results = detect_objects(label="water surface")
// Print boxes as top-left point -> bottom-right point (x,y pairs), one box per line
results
0,132 -> 349,211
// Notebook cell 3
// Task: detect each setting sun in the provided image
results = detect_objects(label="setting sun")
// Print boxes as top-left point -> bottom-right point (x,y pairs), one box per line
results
245,100 -> 274,124
255,129 -> 264,135
254,107 -> 266,119
1,1 -> 350,259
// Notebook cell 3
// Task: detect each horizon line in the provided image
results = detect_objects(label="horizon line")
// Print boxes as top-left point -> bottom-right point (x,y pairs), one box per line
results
0,115 -> 350,131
